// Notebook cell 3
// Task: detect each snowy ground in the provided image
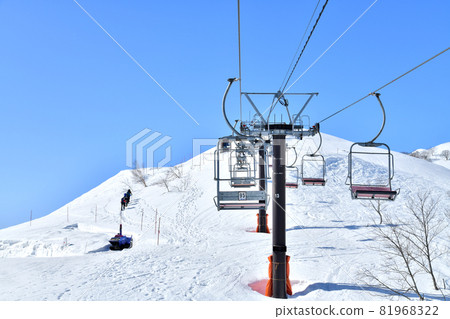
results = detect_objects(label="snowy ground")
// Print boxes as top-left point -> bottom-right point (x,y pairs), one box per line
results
1,133 -> 449,301
411,142 -> 450,170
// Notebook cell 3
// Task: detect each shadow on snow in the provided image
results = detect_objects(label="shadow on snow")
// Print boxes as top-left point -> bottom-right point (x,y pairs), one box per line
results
291,282 -> 448,301
287,224 -> 398,232
87,244 -> 111,254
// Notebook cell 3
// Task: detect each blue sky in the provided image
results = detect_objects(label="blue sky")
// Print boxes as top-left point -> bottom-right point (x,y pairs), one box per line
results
0,0 -> 449,229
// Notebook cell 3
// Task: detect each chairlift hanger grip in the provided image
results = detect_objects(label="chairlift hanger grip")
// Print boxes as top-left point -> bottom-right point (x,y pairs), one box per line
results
223,78 -> 246,137
368,92 -> 385,144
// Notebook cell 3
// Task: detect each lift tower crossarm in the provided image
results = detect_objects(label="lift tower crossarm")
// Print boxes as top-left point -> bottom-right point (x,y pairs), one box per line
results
243,93 -> 267,126
292,93 -> 318,124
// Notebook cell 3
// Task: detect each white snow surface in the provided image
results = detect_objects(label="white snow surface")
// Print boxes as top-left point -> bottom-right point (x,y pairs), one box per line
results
1,133 -> 449,301
411,142 -> 450,170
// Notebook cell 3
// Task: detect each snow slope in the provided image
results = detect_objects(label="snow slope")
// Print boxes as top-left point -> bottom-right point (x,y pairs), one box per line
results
0,133 -> 449,301
411,142 -> 450,170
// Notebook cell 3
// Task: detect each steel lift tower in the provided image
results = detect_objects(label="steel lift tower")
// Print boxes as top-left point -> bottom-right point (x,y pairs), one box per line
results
218,78 -> 320,299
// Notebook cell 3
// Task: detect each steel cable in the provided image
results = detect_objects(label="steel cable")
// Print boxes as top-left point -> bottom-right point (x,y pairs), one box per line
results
279,0 -> 322,91
319,46 -> 450,124
281,0 -> 329,93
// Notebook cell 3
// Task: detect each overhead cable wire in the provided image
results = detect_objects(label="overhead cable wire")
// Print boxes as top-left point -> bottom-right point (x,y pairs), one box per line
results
279,0 -> 322,91
237,0 -> 243,121
281,0 -> 329,93
283,0 -> 379,95
72,0 -> 200,126
261,0 -> 378,118
318,46 -> 450,124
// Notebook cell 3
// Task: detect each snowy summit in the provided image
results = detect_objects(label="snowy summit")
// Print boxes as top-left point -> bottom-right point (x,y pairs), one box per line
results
410,142 -> 450,170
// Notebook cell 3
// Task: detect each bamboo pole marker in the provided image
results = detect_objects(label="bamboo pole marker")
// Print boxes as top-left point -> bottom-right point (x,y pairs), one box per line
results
157,217 -> 161,246
155,209 -> 158,234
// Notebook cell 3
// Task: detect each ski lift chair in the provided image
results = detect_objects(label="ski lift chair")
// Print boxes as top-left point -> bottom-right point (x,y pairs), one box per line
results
214,136 -> 269,210
300,127 -> 326,186
286,166 -> 299,188
346,93 -> 399,200
285,146 -> 299,188
347,142 -> 399,200
301,154 -> 326,186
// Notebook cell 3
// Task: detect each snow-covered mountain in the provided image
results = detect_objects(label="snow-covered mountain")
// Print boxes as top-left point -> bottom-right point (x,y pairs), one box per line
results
0,133 -> 449,301
410,142 -> 450,170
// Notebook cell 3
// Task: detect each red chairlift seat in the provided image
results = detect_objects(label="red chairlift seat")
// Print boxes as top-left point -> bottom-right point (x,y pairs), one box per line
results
351,185 -> 398,200
285,182 -> 298,188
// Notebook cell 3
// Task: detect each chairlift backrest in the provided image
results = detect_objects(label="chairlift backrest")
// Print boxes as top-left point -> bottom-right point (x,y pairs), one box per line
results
347,142 -> 394,187
301,154 -> 326,182
229,142 -> 257,186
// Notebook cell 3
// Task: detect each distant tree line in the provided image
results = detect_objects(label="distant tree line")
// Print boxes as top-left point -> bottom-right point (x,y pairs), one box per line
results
409,149 -> 450,161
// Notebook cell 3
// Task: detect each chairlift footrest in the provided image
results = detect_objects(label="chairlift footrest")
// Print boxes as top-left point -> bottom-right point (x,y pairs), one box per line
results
351,186 -> 398,200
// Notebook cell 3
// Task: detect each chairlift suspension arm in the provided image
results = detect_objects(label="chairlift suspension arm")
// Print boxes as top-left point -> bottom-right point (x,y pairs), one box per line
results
287,146 -> 298,167
369,93 -> 385,144
311,129 -> 323,156
223,78 -> 246,137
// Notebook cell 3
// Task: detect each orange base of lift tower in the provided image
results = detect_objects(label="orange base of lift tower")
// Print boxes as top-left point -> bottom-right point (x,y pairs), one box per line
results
265,255 -> 292,297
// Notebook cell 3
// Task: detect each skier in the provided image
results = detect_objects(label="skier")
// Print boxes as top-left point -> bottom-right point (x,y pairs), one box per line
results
124,193 -> 130,207
121,197 -> 127,211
